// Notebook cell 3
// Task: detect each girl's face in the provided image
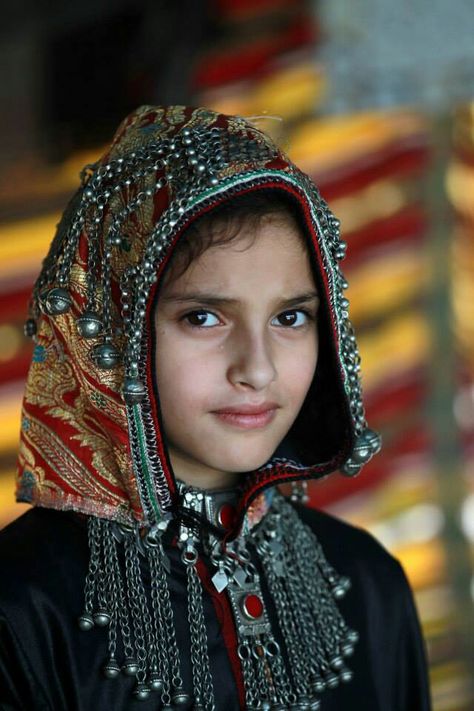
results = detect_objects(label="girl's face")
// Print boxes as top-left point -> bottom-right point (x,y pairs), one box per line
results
154,213 -> 319,489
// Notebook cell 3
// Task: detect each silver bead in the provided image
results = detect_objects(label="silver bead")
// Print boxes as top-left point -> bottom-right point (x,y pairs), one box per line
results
341,641 -> 354,657
329,654 -> 344,669
339,664 -> 353,683
24,318 -> 37,338
347,629 -> 359,644
340,458 -> 361,477
76,311 -> 102,338
43,287 -> 72,315
335,241 -> 347,260
324,671 -> 339,689
90,342 -> 121,369
122,377 -> 146,404
310,674 -> 326,694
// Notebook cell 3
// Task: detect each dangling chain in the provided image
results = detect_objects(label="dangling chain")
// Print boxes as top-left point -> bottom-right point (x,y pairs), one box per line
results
79,489 -> 359,709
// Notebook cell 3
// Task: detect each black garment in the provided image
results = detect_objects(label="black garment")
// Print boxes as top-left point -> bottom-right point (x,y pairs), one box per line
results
0,506 -> 432,711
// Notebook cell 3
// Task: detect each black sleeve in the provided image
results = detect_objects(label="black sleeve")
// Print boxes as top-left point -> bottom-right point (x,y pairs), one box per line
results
393,561 -> 432,711
0,614 -> 51,711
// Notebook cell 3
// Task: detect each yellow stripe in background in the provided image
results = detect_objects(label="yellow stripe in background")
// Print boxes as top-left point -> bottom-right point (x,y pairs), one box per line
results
0,470 -> 29,529
0,387 -> 23,455
0,213 -> 60,279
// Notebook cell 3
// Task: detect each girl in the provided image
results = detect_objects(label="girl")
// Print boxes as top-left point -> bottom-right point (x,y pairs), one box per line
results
0,105 -> 432,710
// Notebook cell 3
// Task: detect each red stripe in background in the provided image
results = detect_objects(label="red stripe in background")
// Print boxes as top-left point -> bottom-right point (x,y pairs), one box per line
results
309,423 -> 433,509
215,0 -> 301,19
343,204 -> 428,265
0,352 -> 32,384
316,143 -> 431,201
0,286 -> 31,321
193,17 -> 317,88
365,366 -> 429,426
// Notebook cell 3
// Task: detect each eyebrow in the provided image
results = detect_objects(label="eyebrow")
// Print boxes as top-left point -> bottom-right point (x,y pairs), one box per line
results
161,291 -> 320,308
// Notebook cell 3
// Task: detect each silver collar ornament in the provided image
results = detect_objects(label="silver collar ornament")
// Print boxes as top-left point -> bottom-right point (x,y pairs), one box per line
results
78,481 -> 359,709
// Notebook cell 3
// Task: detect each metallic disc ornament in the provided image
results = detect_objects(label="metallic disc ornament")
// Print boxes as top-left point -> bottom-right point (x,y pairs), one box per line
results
76,310 -> 103,338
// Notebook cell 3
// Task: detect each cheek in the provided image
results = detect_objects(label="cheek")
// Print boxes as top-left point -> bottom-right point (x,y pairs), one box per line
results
155,334 -> 217,414
283,339 -> 318,405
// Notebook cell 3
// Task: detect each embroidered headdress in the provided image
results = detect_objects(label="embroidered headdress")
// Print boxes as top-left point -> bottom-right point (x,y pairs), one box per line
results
17,106 -> 381,708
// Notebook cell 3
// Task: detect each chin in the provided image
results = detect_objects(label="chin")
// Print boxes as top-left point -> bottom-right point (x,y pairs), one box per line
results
206,445 -> 277,476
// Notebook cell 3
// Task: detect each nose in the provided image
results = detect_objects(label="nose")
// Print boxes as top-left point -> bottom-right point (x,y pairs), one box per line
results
227,327 -> 277,391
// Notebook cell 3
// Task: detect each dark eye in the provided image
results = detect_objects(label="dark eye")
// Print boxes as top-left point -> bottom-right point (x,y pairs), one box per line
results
183,310 -> 220,328
271,310 -> 311,328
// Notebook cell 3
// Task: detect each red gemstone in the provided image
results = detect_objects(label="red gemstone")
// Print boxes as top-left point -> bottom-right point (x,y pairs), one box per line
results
217,502 -> 236,529
242,593 -> 264,619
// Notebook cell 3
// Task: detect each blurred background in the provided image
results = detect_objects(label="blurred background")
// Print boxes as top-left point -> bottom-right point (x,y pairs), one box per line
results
1,1 -> 474,707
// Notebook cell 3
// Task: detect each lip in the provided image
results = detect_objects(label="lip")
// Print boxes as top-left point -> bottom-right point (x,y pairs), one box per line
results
213,402 -> 279,415
212,402 -> 279,430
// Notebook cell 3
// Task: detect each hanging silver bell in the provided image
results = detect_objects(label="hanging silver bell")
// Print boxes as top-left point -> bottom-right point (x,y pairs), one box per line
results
340,458 -> 361,477
148,670 -> 164,692
121,657 -> 139,676
93,608 -> 111,626
90,341 -> 121,369
351,433 -> 373,464
76,310 -> 102,338
133,683 -> 151,701
364,428 -> 382,454
171,689 -> 192,706
77,612 -> 94,631
42,287 -> 72,315
122,376 -> 146,404
102,657 -> 120,679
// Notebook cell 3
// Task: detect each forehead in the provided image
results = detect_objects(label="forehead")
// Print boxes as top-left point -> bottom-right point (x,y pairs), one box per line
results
161,213 -> 315,296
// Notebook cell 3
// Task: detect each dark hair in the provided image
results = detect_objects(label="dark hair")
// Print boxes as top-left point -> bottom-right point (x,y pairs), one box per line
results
165,190 -> 308,281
